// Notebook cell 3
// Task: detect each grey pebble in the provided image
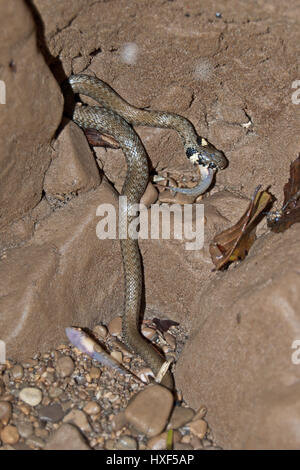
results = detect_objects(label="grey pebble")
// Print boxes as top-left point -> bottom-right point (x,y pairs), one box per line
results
38,404 -> 65,423
16,421 -> 33,439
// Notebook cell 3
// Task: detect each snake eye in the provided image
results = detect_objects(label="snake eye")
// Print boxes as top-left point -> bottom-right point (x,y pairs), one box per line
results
209,162 -> 217,169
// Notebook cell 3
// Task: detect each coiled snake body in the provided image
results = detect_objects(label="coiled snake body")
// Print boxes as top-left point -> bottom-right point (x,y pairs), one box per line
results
68,74 -> 227,389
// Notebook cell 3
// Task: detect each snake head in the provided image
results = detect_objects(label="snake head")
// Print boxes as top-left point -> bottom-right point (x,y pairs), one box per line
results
186,137 -> 228,170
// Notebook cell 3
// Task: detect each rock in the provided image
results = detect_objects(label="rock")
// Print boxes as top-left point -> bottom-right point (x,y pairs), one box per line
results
83,401 -> 101,416
89,367 -> 101,380
63,409 -> 92,433
19,388 -> 42,407
38,404 -> 65,423
48,386 -> 63,399
125,384 -> 174,437
92,324 -> 108,339
188,419 -> 208,439
0,180 -> 122,360
44,120 -> 101,202
56,356 -> 75,378
167,406 -> 195,430
115,435 -> 137,450
26,436 -> 46,449
0,401 -> 12,426
147,432 -> 168,450
0,0 -> 62,231
140,183 -> 158,207
111,411 -> 127,431
176,226 -> 300,449
108,317 -> 122,336
0,425 -> 19,445
173,442 -> 194,450
45,424 -> 90,450
16,421 -> 33,439
10,365 -> 24,380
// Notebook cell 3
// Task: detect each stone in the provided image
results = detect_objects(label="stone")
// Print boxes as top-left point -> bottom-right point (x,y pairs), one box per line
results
0,425 -> 19,445
0,0 -> 62,230
83,401 -> 101,416
63,409 -> 92,433
44,424 -> 90,450
176,226 -> 300,449
10,365 -> 24,380
167,406 -> 195,430
108,317 -> 122,336
56,356 -> 75,378
0,180 -> 122,360
0,401 -> 12,426
44,120 -> 101,201
16,421 -> 33,439
38,404 -> 65,423
188,419 -> 208,439
115,435 -> 137,450
125,384 -> 174,437
19,388 -> 42,407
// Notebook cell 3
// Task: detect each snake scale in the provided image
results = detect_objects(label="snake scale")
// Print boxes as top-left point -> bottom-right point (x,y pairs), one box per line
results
67,74 -> 227,389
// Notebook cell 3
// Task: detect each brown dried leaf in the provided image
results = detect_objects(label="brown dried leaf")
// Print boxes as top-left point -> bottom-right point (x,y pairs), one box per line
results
152,318 -> 179,333
83,128 -> 120,148
210,186 -> 273,270
268,155 -> 300,233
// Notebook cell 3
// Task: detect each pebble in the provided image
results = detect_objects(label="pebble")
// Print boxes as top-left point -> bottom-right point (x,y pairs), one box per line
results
38,404 -> 64,423
0,378 -> 5,396
63,409 -> 92,433
189,419 -> 208,439
193,405 -> 207,420
11,365 -> 24,380
83,401 -> 101,416
147,432 -> 168,450
92,324 -> 108,339
44,424 -> 90,450
125,384 -> 174,437
140,182 -> 158,206
0,425 -> 19,445
174,442 -> 194,450
19,387 -> 42,407
141,327 -> 157,341
163,332 -> 176,349
16,421 -> 33,439
115,435 -> 137,450
56,356 -> 75,378
0,401 -> 12,425
110,351 -> 123,363
108,316 -> 122,336
167,406 -> 195,430
111,411 -> 127,431
26,435 -> 46,449
89,367 -> 101,380
48,385 -> 63,398
104,438 -> 115,450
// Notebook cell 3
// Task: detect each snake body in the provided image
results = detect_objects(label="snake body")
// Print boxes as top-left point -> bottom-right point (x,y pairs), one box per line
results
67,74 -> 227,389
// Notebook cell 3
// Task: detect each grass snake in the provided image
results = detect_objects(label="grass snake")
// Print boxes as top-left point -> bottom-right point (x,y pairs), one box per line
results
67,74 -> 227,389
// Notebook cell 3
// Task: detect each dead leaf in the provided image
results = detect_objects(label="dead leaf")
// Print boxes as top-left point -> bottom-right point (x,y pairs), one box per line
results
267,154 -> 300,232
152,318 -> 179,333
210,186 -> 273,270
83,128 -> 120,148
